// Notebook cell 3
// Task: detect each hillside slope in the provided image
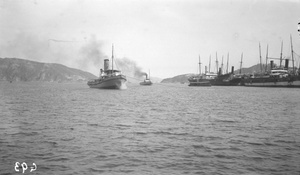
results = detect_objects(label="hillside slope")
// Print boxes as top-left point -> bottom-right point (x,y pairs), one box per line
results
0,58 -> 97,82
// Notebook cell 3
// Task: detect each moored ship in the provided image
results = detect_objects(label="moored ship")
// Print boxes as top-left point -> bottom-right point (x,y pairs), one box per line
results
87,46 -> 127,89
243,60 -> 300,87
243,38 -> 300,88
210,66 -> 243,86
188,56 -> 214,86
188,74 -> 212,86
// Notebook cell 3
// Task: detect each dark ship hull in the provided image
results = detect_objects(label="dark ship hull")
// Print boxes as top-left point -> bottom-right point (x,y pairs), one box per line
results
140,81 -> 152,85
210,74 -> 242,86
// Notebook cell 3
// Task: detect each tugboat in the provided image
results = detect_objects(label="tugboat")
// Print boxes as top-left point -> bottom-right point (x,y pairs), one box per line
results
140,71 -> 152,86
87,45 -> 127,89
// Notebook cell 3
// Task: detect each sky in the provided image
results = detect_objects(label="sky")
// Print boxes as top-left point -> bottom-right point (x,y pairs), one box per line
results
1,0 -> 300,78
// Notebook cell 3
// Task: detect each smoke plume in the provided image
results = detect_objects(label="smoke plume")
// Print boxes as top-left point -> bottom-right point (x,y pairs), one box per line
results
78,35 -> 108,71
115,58 -> 146,78
0,30 -> 145,79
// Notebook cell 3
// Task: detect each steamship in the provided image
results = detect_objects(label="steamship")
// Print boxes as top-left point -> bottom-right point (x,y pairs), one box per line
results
87,46 -> 127,89
140,71 -> 152,86
188,57 -> 215,86
243,59 -> 300,87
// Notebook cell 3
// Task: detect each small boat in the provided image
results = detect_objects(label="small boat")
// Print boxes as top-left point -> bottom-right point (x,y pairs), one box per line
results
87,45 -> 127,89
140,71 -> 152,86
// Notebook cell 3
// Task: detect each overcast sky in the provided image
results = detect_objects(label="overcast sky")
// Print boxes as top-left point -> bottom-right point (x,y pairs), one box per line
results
1,0 -> 300,78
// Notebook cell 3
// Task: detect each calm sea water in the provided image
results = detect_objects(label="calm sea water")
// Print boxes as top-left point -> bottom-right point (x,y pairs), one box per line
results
0,81 -> 300,175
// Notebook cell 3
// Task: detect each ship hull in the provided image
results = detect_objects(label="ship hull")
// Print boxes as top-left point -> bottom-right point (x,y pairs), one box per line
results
188,80 -> 211,86
210,78 -> 242,86
243,76 -> 300,87
140,82 -> 152,85
188,77 -> 211,86
140,81 -> 152,85
209,73 -> 242,86
88,76 -> 127,89
188,82 -> 211,86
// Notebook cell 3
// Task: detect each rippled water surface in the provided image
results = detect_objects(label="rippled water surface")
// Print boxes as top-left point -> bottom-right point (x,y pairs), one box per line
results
1,82 -> 300,174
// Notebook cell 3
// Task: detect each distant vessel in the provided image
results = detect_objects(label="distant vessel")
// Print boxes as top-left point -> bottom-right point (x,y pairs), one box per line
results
243,38 -> 300,87
87,45 -> 127,89
140,70 -> 152,86
188,56 -> 212,86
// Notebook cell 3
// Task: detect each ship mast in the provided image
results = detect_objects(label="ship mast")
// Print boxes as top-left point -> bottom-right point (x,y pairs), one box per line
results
216,52 -> 218,74
198,55 -> 201,75
209,55 -> 211,73
221,55 -> 224,75
290,35 -> 295,74
112,44 -> 114,71
259,42 -> 262,73
240,53 -> 243,74
280,41 -> 283,68
226,52 -> 229,74
265,44 -> 268,72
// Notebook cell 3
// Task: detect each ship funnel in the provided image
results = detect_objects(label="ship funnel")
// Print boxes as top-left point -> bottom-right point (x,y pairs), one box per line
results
231,66 -> 234,74
104,59 -> 109,71
270,60 -> 274,70
285,59 -> 289,69
218,68 -> 222,75
205,66 -> 207,73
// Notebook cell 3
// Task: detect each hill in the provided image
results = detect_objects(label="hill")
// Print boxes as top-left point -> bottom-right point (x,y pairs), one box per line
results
0,58 -> 97,82
235,64 -> 270,75
160,64 -> 270,83
160,74 -> 193,84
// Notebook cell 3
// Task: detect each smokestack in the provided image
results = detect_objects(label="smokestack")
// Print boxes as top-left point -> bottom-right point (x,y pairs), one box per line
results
99,69 -> 103,77
205,66 -> 207,73
218,68 -> 222,75
270,60 -> 274,70
231,66 -> 234,74
285,59 -> 289,69
104,59 -> 109,71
